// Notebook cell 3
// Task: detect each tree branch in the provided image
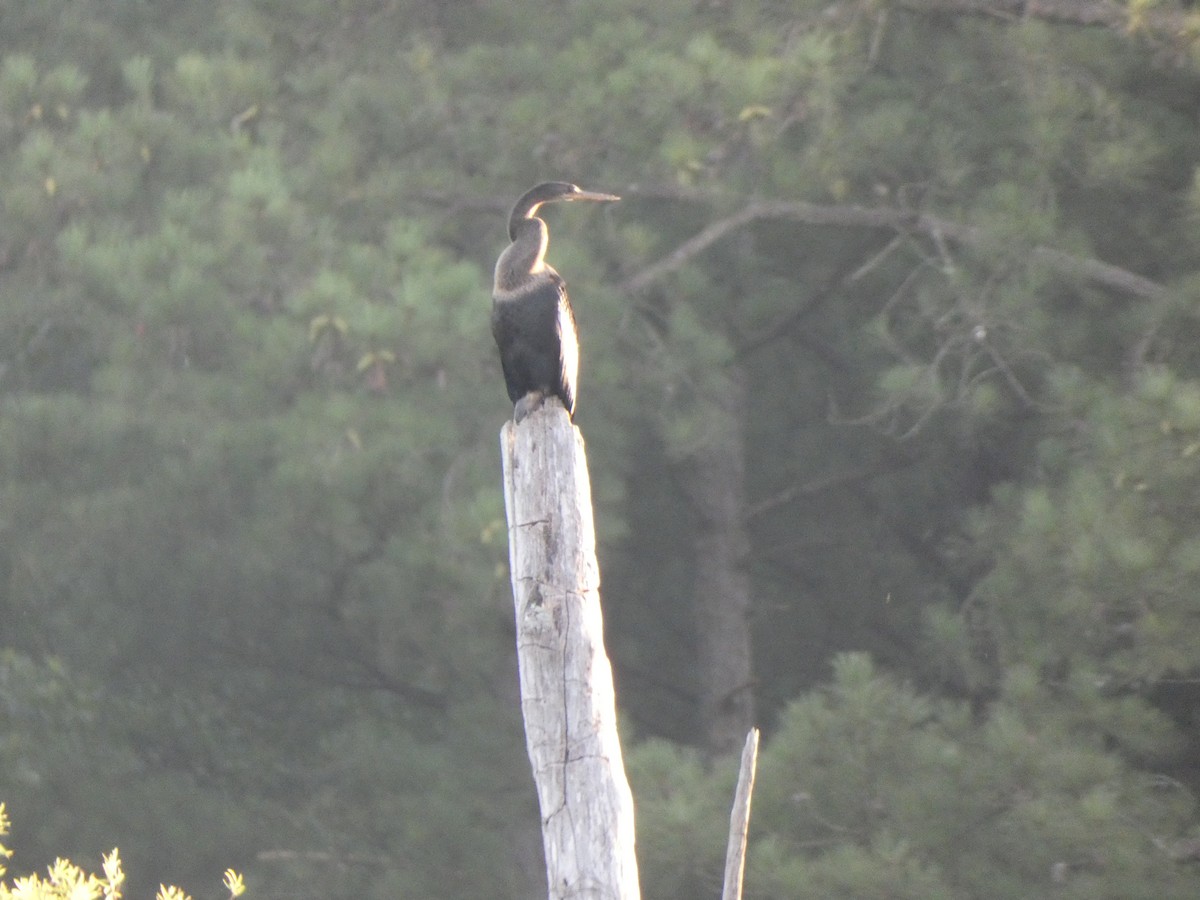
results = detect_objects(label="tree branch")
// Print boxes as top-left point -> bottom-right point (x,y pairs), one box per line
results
621,200 -> 1165,300
745,458 -> 914,522
892,0 -> 1191,40
735,242 -> 897,360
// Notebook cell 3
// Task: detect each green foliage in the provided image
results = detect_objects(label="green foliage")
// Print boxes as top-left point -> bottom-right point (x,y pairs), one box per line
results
0,803 -> 245,900
2,1 -> 1200,897
634,656 -> 1198,899
627,740 -> 731,898
966,372 -> 1200,691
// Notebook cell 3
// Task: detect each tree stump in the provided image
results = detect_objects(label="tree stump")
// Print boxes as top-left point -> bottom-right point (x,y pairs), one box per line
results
499,404 -> 640,900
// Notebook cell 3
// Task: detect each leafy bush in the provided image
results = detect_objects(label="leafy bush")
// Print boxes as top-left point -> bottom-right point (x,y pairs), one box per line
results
0,804 -> 245,900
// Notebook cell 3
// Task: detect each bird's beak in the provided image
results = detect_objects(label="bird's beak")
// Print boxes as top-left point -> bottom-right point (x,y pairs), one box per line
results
571,189 -> 620,203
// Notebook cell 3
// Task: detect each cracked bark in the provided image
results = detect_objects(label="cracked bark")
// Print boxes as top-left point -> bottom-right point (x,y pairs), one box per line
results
500,404 -> 640,900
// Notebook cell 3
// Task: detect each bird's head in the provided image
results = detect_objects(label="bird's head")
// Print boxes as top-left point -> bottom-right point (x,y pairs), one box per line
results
508,181 -> 620,240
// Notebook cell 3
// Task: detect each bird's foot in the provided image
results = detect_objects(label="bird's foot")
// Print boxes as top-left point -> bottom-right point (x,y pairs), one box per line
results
513,390 -> 546,423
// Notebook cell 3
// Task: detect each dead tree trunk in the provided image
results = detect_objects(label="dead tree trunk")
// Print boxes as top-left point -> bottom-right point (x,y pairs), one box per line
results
499,405 -> 641,900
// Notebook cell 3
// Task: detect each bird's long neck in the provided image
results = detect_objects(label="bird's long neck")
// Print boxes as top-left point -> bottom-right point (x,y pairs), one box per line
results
494,217 -> 551,294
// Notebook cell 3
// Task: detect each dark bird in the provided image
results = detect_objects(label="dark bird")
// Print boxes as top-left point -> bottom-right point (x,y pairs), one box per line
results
492,181 -> 619,422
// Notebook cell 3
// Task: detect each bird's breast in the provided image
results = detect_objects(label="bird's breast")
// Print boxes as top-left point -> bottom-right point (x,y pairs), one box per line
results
492,267 -> 562,303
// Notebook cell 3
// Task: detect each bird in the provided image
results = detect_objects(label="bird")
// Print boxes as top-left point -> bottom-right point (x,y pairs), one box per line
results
492,181 -> 619,422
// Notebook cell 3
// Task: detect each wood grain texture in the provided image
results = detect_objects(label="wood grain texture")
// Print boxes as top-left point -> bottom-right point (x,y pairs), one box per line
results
721,729 -> 760,900
500,404 -> 640,900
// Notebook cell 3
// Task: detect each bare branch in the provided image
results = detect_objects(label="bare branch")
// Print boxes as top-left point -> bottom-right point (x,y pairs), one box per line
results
621,201 -> 1166,300
736,243 -> 893,360
892,0 -> 1191,39
746,460 -> 912,521
721,728 -> 761,900
622,204 -> 771,295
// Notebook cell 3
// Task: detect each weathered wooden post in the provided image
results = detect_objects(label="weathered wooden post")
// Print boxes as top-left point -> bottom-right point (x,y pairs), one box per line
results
499,405 -> 641,900
721,728 -> 760,900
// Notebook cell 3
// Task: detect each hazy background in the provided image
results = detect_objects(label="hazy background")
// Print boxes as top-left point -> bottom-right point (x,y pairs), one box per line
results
2,1 -> 1200,897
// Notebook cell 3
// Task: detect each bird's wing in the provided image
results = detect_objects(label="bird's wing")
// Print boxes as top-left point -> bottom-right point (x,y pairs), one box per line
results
554,276 -> 578,416
489,304 -> 516,402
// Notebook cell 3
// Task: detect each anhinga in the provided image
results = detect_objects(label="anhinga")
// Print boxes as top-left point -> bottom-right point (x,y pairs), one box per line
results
492,181 -> 619,422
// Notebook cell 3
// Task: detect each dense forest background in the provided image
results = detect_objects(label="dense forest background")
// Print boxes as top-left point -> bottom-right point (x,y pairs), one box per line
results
3,0 -> 1200,897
